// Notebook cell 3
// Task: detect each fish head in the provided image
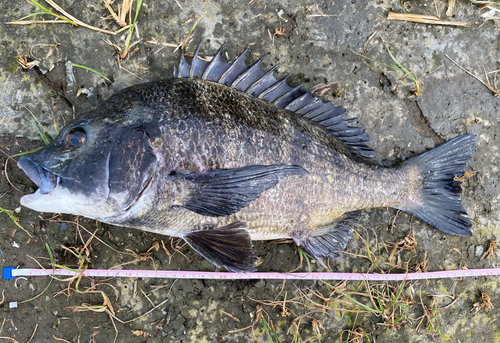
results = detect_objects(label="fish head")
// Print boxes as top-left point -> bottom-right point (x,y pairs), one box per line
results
18,113 -> 158,220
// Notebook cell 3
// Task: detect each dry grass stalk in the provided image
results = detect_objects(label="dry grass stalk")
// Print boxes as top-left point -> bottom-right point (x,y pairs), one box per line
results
472,291 -> 494,313
27,324 -> 38,343
8,0 -> 117,35
388,232 -> 417,261
388,12 -> 468,26
341,326 -> 370,343
446,0 -> 457,17
446,54 -> 499,96
481,240 -> 498,260
221,310 -> 240,322
179,11 -> 207,51
454,171 -> 478,183
473,1 -> 500,28
414,251 -> 428,273
118,0 -> 133,27
131,330 -> 143,336
160,237 -> 191,264
17,52 -> 39,70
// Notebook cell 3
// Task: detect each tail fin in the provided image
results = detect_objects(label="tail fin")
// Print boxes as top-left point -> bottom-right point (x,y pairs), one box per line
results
401,134 -> 476,236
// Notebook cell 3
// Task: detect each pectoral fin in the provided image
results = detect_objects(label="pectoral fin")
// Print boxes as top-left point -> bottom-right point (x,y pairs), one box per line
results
176,165 -> 307,217
294,211 -> 362,267
182,221 -> 257,273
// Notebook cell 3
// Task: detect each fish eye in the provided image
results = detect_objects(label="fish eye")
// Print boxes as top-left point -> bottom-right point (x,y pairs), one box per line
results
66,128 -> 87,148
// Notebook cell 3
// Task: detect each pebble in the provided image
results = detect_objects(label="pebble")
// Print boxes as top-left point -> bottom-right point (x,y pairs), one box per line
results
475,245 -> 484,257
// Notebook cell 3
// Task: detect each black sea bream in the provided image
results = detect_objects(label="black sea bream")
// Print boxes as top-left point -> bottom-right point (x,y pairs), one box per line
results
18,43 -> 476,272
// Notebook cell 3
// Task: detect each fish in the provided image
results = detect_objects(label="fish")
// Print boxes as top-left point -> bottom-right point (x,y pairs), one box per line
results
17,42 -> 476,272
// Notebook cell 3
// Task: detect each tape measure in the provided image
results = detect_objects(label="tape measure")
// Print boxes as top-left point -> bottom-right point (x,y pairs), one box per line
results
4,266 -> 500,281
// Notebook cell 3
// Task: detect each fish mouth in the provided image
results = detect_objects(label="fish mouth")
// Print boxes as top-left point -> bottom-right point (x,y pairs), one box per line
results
18,156 -> 58,195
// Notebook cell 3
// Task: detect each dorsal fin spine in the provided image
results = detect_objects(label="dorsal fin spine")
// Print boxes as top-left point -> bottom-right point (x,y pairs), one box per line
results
246,63 -> 281,96
218,49 -> 248,85
202,43 -> 227,80
189,41 -> 202,78
174,43 -> 375,158
231,54 -> 268,90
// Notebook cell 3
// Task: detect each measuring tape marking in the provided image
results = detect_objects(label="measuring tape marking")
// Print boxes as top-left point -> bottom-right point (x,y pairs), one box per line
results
3,267 -> 500,281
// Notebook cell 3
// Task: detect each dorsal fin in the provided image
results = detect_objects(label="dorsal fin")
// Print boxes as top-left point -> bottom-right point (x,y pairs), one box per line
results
174,43 -> 374,158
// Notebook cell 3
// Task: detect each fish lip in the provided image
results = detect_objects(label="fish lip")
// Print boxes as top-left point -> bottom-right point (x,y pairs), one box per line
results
18,156 -> 59,195
19,188 -> 42,207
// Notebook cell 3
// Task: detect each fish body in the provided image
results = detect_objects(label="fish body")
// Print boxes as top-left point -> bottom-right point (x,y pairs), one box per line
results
18,44 -> 476,272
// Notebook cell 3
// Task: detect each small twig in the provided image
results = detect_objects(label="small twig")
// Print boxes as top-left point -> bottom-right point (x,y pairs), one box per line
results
52,335 -> 72,342
446,0 -> 457,17
221,310 -> 241,322
26,323 -> 38,343
388,12 -> 468,26
45,0 -> 116,34
445,54 -> 499,96
0,338 -> 20,343
174,0 -> 183,9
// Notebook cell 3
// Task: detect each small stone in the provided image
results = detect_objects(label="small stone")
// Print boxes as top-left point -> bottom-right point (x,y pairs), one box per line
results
475,245 -> 484,257
60,223 -> 68,232
14,207 -> 21,213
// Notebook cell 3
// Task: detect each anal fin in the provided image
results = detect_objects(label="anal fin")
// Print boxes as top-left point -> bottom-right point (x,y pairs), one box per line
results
294,211 -> 362,267
182,221 -> 257,273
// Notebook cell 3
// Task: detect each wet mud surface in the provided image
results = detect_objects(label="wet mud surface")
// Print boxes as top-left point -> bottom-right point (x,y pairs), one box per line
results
1,0 -> 500,342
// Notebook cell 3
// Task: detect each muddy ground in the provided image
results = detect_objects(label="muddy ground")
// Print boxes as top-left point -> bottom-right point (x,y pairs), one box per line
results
1,0 -> 500,342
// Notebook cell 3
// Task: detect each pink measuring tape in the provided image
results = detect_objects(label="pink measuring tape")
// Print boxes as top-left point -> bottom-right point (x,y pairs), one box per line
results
4,267 -> 500,281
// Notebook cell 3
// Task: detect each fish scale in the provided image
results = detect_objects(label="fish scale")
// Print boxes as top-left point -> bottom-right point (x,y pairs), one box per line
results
17,42 -> 476,273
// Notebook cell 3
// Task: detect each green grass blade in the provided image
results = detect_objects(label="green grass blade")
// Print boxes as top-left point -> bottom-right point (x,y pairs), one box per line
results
16,11 -> 48,21
351,50 -> 400,72
298,247 -> 312,272
262,318 -> 274,343
390,281 -> 406,307
376,291 -> 383,310
29,0 -> 54,14
0,207 -> 32,237
122,0 -> 143,58
321,280 -> 383,314
133,0 -> 143,24
51,264 -> 82,273
386,41 -> 417,82
10,147 -> 43,158
72,63 -> 111,83
29,0 -> 75,25
386,41 -> 409,74
20,243 -> 55,303
29,120 -> 51,145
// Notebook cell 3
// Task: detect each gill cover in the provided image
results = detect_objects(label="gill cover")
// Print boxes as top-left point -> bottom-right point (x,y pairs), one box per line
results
107,126 -> 158,211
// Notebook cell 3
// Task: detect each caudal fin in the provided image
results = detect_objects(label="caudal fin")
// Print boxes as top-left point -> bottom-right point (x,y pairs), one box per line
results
402,134 -> 476,236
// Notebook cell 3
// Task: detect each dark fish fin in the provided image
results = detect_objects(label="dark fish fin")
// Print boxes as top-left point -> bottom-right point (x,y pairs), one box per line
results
189,41 -> 209,79
177,165 -> 308,217
400,134 -> 476,236
182,221 -> 257,273
294,211 -> 361,267
174,43 -> 374,158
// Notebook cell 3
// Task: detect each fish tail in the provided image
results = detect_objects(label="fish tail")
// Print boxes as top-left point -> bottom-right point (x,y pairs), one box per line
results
401,134 -> 476,236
